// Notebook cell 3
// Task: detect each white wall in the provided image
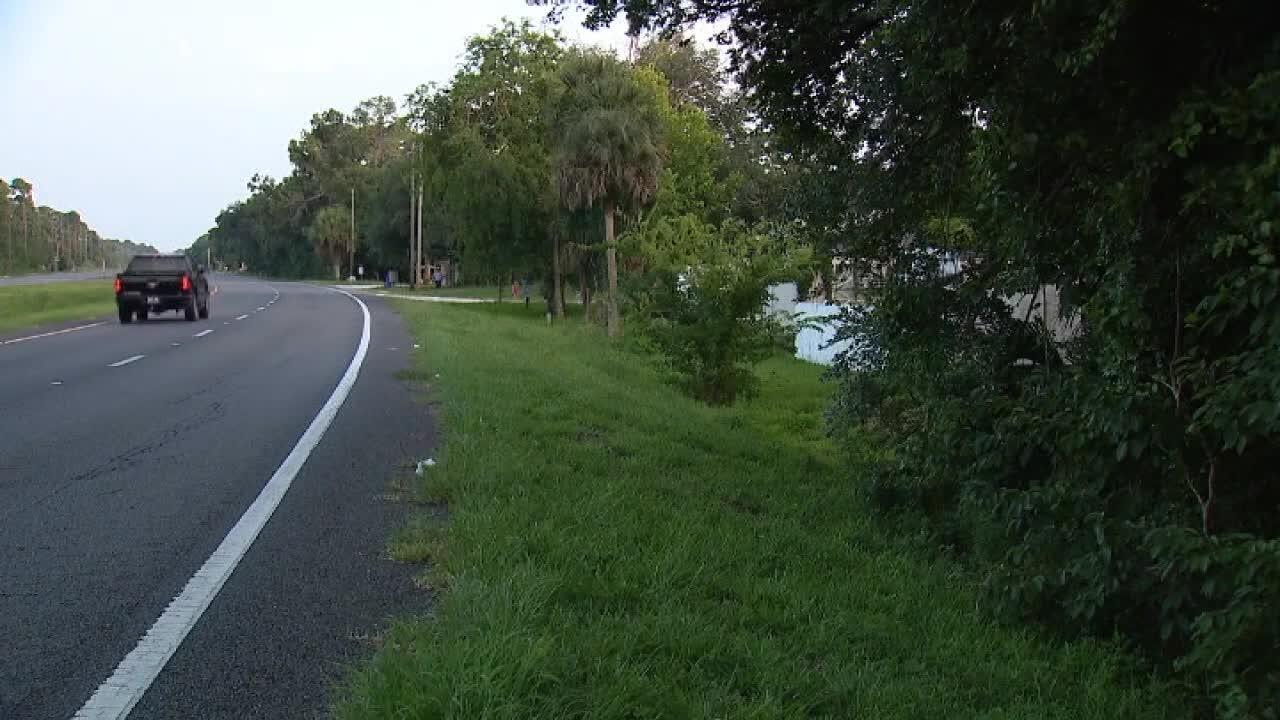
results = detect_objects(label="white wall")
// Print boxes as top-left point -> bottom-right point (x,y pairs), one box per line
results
765,282 -> 798,317
794,302 -> 859,366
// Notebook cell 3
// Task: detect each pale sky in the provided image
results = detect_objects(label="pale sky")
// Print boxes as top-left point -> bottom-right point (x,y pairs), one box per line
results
0,0 -> 632,251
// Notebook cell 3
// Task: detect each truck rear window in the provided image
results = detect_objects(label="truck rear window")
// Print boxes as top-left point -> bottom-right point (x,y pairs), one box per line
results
126,256 -> 189,273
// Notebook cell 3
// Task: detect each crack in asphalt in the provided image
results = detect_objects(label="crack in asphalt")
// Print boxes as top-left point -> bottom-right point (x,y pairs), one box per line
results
0,402 -> 227,523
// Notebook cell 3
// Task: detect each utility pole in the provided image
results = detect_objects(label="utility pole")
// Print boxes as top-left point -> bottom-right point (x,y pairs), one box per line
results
416,183 -> 424,286
409,169 -> 417,288
350,187 -> 356,280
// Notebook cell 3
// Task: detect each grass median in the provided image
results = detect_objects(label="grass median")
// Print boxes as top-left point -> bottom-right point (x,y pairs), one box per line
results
337,301 -> 1179,720
0,280 -> 115,334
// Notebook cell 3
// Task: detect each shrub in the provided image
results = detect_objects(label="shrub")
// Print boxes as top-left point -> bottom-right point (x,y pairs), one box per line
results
628,215 -> 812,404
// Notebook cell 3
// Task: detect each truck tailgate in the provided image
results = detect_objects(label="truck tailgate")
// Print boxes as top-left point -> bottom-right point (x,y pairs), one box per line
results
121,275 -> 183,294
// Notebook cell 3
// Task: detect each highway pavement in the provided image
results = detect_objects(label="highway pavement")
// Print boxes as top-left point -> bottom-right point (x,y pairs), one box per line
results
0,274 -> 434,719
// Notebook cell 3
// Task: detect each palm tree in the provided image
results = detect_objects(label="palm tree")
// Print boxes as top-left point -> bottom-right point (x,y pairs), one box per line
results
550,51 -> 666,337
308,205 -> 349,279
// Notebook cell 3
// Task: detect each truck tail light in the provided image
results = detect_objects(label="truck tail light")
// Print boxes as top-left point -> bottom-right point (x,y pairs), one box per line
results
113,277 -> 122,294
180,274 -> 192,292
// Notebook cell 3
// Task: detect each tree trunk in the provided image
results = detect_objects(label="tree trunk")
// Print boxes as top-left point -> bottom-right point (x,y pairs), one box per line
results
559,267 -> 567,316
604,201 -> 621,337
578,259 -> 590,322
551,231 -> 564,319
350,188 -> 356,280
333,261 -> 340,280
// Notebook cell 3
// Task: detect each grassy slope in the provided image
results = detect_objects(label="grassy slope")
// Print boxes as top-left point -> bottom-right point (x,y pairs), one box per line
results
337,301 -> 1178,720
0,280 -> 115,334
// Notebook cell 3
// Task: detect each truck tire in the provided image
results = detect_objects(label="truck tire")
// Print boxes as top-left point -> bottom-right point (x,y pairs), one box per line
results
198,299 -> 209,319
118,307 -> 132,324
136,307 -> 148,322
184,300 -> 197,322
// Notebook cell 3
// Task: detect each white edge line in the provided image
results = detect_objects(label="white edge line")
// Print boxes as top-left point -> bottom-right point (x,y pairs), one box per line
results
194,329 -> 213,338
107,354 -> 145,368
73,289 -> 371,720
1,321 -> 106,346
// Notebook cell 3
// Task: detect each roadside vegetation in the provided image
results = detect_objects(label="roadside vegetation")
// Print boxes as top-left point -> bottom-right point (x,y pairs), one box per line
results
199,2 -> 1276,715
0,176 -> 154,276
377,285 -> 506,301
0,280 -> 115,334
336,300 -> 1178,720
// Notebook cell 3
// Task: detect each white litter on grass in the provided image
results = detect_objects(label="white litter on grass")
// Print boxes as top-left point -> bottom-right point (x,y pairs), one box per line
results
414,458 -> 437,476
413,344 -> 420,349
434,373 -> 440,379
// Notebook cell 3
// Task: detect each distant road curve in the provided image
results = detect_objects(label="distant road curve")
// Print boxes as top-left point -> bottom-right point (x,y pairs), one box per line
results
0,270 -> 114,286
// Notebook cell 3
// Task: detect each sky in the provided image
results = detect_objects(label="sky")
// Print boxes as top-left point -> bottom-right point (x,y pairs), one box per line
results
0,0 -> 633,252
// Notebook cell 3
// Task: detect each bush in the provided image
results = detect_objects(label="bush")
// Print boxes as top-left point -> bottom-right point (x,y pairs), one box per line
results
830,248 -> 1280,718
627,215 -> 811,405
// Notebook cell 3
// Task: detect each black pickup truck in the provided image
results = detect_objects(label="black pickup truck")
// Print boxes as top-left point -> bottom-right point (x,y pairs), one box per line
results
114,254 -> 211,323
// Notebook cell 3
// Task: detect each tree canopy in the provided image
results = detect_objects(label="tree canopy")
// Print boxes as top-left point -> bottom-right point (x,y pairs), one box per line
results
1,176 -> 155,274
558,1 -> 1280,715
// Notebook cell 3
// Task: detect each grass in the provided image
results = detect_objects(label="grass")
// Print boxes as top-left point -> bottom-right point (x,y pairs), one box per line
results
0,280 -> 115,333
378,285 -> 511,301
336,301 -> 1180,720
383,283 -> 585,303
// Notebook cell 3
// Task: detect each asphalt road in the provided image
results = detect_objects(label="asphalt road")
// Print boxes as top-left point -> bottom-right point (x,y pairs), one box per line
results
0,275 -> 434,719
0,271 -> 113,286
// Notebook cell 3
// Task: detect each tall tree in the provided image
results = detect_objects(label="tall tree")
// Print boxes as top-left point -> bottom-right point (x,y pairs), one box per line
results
549,51 -> 667,336
307,205 -> 350,280
1,176 -> 10,273
408,21 -> 565,303
10,178 -> 32,268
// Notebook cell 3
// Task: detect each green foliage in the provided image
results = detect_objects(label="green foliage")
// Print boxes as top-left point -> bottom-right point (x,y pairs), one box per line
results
576,0 -> 1280,715
1,175 -> 153,275
414,20 -> 565,282
1149,530 -> 1280,719
548,49 -> 670,336
307,205 -> 350,280
629,216 -> 811,404
634,32 -> 738,133
193,19 -> 777,348
336,299 -> 1181,720
205,94 -> 408,279
548,50 -> 667,216
634,65 -> 731,225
